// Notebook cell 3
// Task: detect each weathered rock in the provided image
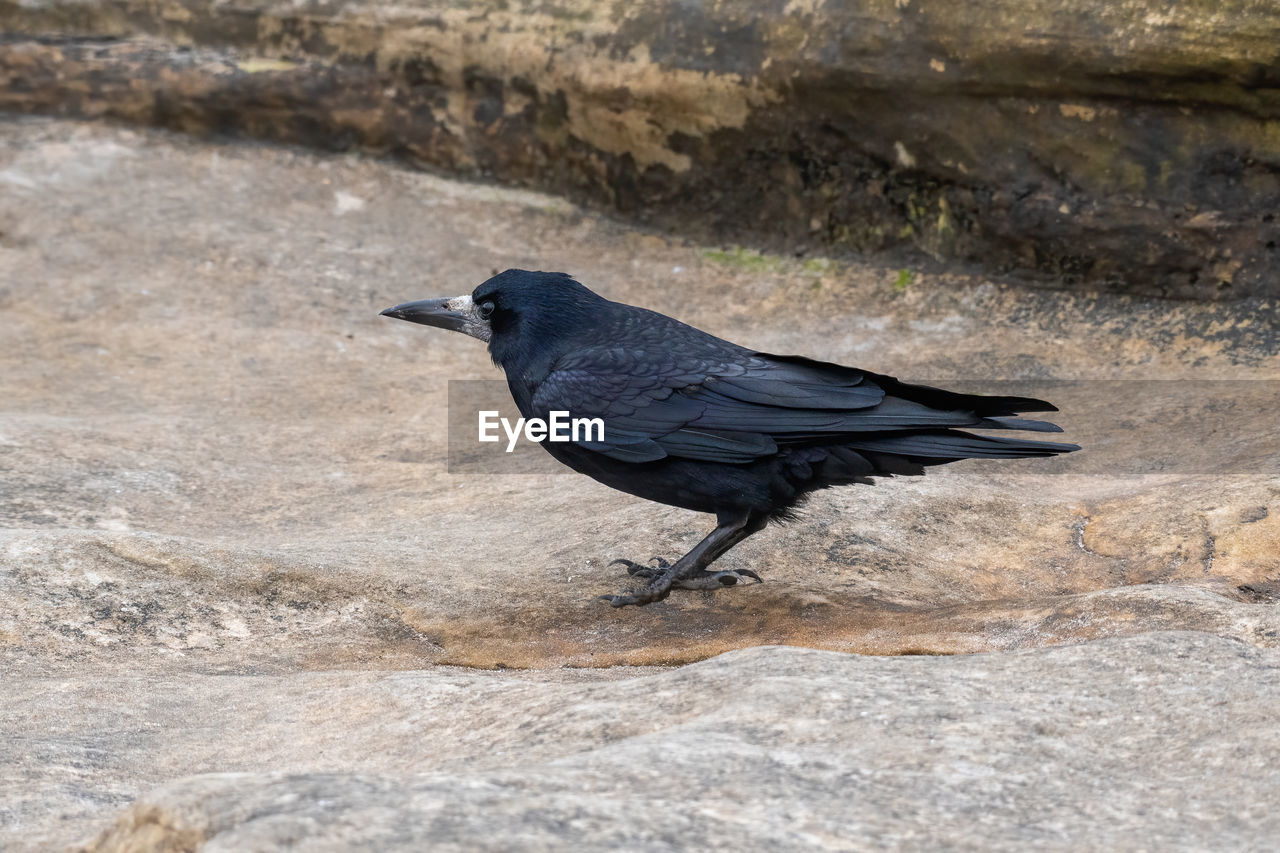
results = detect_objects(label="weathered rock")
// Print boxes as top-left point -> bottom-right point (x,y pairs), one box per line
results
14,634 -> 1263,851
0,118 -> 1278,849
2,0 -> 1279,298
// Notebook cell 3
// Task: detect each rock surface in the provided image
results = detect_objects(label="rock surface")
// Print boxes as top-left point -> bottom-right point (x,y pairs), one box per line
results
0,118 -> 1278,848
6,633 -> 1273,851
2,117 -> 1277,673
2,0 -> 1279,297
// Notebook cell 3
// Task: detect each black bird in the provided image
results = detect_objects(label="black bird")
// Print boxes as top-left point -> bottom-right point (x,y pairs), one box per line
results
381,269 -> 1078,607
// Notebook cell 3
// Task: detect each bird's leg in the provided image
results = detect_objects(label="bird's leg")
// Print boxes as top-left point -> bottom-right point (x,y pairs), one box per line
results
600,512 -> 766,607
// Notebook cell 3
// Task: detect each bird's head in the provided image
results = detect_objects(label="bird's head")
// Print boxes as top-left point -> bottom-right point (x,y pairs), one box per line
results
380,269 -> 606,367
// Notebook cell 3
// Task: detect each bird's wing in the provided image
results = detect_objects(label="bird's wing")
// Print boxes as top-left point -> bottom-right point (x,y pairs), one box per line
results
531,346 -> 1041,464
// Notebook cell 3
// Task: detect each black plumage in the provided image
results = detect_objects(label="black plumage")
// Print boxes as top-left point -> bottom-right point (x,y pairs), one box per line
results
382,269 -> 1079,606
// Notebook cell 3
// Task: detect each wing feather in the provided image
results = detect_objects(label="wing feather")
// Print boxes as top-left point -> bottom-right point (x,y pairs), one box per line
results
531,346 -> 1069,464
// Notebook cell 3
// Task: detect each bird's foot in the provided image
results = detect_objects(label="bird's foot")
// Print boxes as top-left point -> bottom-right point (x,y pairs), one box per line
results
598,562 -> 762,607
671,568 -> 762,590
608,557 -> 671,580
600,558 -> 676,607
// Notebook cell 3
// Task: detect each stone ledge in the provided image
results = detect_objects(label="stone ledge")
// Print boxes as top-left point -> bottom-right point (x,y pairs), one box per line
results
2,0 -> 1279,298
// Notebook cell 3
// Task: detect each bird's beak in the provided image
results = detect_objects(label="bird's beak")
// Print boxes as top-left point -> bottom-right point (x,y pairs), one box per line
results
379,294 -> 490,342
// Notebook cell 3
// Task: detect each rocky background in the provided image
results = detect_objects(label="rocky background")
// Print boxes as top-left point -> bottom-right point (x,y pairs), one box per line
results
1,1 -> 1278,850
2,0 -> 1280,298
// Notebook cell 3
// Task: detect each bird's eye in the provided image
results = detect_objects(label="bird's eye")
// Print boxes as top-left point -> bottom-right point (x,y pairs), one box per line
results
478,301 -> 495,320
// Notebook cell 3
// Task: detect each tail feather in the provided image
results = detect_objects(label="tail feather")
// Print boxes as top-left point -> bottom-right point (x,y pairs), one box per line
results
848,430 -> 1080,460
